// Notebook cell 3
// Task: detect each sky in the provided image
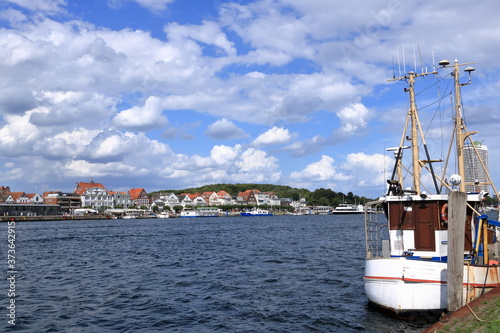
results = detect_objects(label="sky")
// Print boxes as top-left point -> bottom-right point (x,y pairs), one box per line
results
1,0 -> 500,199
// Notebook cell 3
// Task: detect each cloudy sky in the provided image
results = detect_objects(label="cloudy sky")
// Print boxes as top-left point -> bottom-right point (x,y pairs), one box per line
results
1,0 -> 499,198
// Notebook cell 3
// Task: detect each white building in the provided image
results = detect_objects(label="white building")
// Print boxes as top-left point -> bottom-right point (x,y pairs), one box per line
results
75,181 -> 114,210
463,141 -> 490,193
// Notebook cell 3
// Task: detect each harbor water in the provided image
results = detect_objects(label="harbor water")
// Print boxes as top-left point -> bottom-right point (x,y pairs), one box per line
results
1,215 -> 435,332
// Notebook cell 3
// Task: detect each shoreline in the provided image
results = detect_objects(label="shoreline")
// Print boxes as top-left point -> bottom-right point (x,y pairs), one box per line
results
0,215 -> 119,222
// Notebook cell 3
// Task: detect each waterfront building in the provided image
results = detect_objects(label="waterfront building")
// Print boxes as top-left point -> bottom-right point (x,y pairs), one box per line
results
111,191 -> 132,208
43,191 -> 82,214
75,181 -> 114,210
238,190 -> 258,205
129,188 -> 149,208
216,190 -> 233,205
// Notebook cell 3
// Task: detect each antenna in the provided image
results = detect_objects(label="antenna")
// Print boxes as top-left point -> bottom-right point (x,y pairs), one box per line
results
397,47 -> 401,76
403,45 -> 406,74
413,44 -> 417,73
418,43 -> 424,73
432,49 -> 436,72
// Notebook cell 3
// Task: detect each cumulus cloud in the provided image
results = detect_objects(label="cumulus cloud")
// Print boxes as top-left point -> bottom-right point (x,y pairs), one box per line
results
236,148 -> 279,173
282,135 -> 327,157
290,155 -> 350,182
252,126 -> 292,147
205,119 -> 248,140
336,103 -> 371,134
166,20 -> 236,56
158,145 -> 282,187
210,144 -> 241,165
113,96 -> 168,131
0,87 -> 36,114
30,91 -> 116,127
340,153 -> 389,190
0,112 -> 41,157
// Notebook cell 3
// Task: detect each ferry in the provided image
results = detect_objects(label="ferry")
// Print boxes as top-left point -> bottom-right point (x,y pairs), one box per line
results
331,203 -> 364,214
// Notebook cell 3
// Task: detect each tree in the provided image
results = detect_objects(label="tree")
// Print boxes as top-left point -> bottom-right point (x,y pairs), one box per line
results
173,205 -> 183,213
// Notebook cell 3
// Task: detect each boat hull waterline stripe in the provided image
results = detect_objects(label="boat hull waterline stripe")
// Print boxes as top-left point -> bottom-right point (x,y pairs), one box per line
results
364,276 -> 498,288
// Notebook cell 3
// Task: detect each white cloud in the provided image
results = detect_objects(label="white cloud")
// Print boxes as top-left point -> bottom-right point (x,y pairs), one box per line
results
129,0 -> 173,12
205,119 -> 248,140
210,145 -> 241,165
4,0 -> 66,14
113,96 -> 168,131
290,155 -> 349,182
236,148 -> 279,173
252,126 -> 292,147
336,103 -> 371,134
166,20 -> 236,56
0,112 -> 40,155
340,152 -> 389,190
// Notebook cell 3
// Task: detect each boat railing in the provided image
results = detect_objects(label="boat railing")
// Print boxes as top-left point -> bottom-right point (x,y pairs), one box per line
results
364,200 -> 389,259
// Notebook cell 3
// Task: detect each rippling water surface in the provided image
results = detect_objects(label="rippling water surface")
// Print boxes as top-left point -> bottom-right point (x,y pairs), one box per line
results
1,215 -> 435,332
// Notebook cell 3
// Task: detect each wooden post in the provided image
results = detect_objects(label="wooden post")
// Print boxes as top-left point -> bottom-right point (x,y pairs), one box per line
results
447,191 -> 466,312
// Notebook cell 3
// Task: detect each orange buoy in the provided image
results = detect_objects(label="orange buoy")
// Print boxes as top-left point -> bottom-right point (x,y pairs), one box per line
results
441,204 -> 448,222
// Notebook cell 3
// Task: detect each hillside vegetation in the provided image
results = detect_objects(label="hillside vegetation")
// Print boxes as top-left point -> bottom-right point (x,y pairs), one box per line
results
150,183 -> 374,207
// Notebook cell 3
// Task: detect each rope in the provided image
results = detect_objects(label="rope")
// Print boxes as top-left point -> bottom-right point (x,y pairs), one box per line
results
466,303 -> 486,322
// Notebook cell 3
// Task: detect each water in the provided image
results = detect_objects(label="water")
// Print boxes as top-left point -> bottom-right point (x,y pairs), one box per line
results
1,215 -> 435,332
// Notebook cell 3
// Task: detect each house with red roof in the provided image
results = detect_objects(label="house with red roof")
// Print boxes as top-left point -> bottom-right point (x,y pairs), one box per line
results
178,194 -> 194,207
129,188 -> 149,208
75,180 -> 114,210
26,193 -> 43,204
216,190 -> 233,205
9,192 -> 30,204
237,190 -> 258,205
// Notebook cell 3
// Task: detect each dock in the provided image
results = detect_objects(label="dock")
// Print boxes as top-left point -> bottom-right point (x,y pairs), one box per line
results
0,215 -> 118,222
422,286 -> 500,332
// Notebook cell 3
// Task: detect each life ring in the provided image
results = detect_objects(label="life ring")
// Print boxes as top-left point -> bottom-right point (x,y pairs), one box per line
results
441,204 -> 448,222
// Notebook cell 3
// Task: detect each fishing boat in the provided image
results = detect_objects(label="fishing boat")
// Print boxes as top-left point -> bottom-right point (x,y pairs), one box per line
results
364,59 -> 500,315
241,208 -> 273,216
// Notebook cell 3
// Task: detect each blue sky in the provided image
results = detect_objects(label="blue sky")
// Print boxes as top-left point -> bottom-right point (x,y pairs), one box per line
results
1,0 -> 500,199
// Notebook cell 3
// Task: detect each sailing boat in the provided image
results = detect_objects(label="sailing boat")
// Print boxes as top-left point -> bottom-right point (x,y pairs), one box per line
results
364,59 -> 500,314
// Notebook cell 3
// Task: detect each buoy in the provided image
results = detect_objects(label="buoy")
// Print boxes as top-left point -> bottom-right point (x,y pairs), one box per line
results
441,204 -> 448,222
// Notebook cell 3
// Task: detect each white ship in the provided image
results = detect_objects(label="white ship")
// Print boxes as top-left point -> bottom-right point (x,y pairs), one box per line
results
331,203 -> 364,214
364,59 -> 500,315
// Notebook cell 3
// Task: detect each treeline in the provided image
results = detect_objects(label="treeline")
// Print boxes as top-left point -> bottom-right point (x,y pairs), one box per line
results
150,183 -> 374,207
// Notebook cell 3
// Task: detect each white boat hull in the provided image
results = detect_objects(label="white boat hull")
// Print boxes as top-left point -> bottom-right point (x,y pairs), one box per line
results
364,257 -> 499,313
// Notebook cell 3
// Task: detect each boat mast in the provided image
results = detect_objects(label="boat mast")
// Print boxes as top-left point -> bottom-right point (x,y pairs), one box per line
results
408,72 -> 421,193
439,59 -> 477,192
388,69 -> 437,194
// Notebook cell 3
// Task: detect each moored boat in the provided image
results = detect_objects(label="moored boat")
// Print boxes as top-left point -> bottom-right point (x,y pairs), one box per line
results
364,59 -> 500,315
157,211 -> 170,218
180,208 -> 199,217
331,203 -> 364,214
241,208 -> 273,216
